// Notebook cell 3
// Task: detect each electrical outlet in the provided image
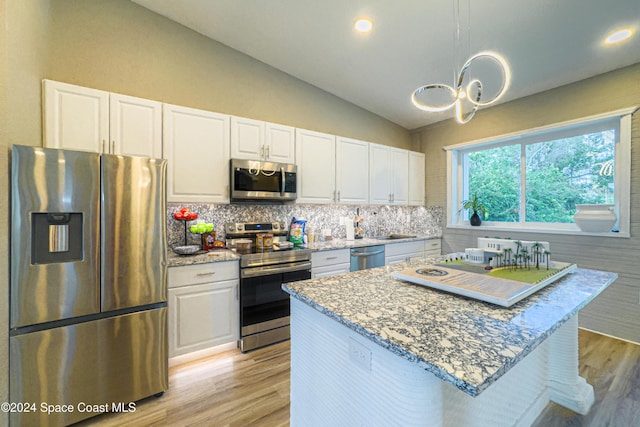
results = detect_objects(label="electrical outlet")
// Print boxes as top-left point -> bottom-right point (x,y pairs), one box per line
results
349,338 -> 372,371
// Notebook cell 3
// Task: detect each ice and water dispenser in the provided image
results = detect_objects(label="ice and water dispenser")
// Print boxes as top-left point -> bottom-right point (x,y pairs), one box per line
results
31,212 -> 83,264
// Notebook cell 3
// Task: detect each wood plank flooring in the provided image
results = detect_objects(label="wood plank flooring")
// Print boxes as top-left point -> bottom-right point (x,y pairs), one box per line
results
79,329 -> 640,427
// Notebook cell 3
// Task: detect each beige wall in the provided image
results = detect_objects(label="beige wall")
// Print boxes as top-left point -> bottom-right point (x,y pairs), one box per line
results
1,0 -> 411,417
47,0 -> 411,149
413,63 -> 640,343
1,0 -> 51,424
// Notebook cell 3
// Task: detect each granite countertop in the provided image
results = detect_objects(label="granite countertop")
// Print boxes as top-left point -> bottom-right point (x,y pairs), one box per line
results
168,249 -> 240,266
168,235 -> 441,266
305,235 -> 439,251
283,258 -> 617,396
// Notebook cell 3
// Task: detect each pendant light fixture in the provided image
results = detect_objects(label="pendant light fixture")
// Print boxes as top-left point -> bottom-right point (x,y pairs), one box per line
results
411,0 -> 511,124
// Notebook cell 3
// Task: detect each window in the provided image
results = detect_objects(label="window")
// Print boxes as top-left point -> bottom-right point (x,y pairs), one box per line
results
446,108 -> 635,236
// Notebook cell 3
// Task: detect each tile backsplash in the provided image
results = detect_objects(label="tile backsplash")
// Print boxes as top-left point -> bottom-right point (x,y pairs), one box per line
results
167,203 -> 443,248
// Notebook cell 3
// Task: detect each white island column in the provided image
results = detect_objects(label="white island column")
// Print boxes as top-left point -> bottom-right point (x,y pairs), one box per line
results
548,316 -> 595,414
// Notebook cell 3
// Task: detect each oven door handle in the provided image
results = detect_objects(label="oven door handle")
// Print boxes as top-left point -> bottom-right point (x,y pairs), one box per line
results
241,261 -> 312,278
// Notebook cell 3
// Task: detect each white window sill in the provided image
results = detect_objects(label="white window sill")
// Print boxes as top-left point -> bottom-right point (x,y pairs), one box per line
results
447,223 -> 630,238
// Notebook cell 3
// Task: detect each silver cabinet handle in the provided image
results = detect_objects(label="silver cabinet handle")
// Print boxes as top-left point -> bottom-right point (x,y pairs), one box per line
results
266,145 -> 270,160
337,190 -> 341,202
111,140 -> 115,153
196,272 -> 216,276
326,256 -> 338,260
102,139 -> 107,153
260,144 -> 265,159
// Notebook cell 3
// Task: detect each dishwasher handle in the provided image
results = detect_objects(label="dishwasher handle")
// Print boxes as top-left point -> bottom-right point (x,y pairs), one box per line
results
351,249 -> 385,257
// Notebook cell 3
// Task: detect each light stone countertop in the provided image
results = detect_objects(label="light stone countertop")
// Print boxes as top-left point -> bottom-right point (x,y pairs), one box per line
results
282,258 -> 617,396
168,235 -> 441,266
167,249 -> 240,267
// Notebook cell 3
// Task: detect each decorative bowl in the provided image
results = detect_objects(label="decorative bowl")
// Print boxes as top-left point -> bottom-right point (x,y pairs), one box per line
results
173,245 -> 201,255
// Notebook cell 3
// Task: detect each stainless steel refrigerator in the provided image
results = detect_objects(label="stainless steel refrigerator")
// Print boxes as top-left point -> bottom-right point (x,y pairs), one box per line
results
9,145 -> 168,426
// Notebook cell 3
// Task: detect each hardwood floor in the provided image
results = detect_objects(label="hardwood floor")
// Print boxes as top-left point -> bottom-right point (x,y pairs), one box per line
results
79,329 -> 640,427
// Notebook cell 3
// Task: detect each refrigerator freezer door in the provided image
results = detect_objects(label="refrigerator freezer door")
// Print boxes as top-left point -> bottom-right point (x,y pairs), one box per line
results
101,154 -> 168,311
10,308 -> 168,427
10,145 -> 100,328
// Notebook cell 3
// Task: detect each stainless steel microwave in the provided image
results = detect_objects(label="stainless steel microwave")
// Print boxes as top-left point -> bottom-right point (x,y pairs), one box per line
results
230,159 -> 297,202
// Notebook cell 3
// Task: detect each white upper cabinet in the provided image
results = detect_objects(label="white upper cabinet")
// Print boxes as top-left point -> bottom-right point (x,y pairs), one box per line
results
265,122 -> 296,163
230,116 -> 295,163
369,143 -> 391,204
230,116 -> 263,160
109,93 -> 162,158
408,151 -> 426,206
390,148 -> 409,205
369,143 -> 409,205
43,80 -> 162,157
43,80 -> 109,153
163,103 -> 230,203
336,136 -> 369,204
296,128 -> 336,204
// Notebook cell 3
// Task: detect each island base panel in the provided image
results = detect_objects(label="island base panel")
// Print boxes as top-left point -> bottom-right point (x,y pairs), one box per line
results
289,298 -> 594,427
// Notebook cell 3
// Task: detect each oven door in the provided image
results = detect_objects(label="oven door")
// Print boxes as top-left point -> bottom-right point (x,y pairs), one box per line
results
240,264 -> 310,352
230,159 -> 297,201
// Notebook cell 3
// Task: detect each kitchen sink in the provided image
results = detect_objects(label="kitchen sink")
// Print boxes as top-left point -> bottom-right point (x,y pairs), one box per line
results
374,234 -> 417,240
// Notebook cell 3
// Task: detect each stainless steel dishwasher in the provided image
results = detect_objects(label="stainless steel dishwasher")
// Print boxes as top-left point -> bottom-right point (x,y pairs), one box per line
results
350,245 -> 385,271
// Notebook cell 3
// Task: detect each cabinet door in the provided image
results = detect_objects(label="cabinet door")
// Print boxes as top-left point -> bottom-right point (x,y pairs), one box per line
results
230,116 -> 264,160
390,148 -> 409,205
295,129 -> 336,204
168,279 -> 239,358
336,137 -> 369,204
265,122 -> 295,163
369,143 -> 391,204
408,151 -> 425,206
163,104 -> 230,203
43,80 -> 109,152
110,93 -> 162,158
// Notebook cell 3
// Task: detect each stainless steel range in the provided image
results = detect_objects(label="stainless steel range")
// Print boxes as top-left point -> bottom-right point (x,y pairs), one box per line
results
226,221 -> 312,352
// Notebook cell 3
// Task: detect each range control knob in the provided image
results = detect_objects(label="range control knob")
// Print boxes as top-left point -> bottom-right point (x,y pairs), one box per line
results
227,224 -> 236,232
237,224 -> 244,231
273,223 -> 280,230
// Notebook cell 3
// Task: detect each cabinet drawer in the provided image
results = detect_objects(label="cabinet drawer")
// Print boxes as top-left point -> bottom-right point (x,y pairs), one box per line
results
312,263 -> 351,279
424,239 -> 441,255
424,239 -> 442,252
385,240 -> 426,257
168,261 -> 239,289
311,249 -> 351,268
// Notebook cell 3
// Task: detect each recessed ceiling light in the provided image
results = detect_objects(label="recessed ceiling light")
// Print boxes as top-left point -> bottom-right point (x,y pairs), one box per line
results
354,18 -> 373,33
604,28 -> 634,45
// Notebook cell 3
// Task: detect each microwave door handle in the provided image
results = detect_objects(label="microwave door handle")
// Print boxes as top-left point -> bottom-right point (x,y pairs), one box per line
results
281,167 -> 285,195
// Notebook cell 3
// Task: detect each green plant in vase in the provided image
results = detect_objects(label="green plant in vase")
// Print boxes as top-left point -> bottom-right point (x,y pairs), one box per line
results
461,194 -> 488,226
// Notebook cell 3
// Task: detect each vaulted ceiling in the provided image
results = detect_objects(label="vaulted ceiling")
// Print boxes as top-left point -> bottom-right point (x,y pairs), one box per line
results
132,0 -> 640,130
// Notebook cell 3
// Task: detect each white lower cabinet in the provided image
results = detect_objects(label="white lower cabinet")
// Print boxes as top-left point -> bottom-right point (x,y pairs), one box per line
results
424,239 -> 442,257
168,261 -> 239,358
385,240 -> 427,265
311,249 -> 351,278
385,239 -> 442,265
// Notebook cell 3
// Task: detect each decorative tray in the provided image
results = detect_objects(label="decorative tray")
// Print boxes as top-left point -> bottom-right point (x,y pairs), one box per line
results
393,261 -> 577,307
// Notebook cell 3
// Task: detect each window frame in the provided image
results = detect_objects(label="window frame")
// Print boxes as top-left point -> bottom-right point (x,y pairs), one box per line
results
445,107 -> 636,237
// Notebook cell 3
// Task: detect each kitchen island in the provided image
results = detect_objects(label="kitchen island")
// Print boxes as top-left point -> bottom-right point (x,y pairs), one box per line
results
283,259 -> 617,427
